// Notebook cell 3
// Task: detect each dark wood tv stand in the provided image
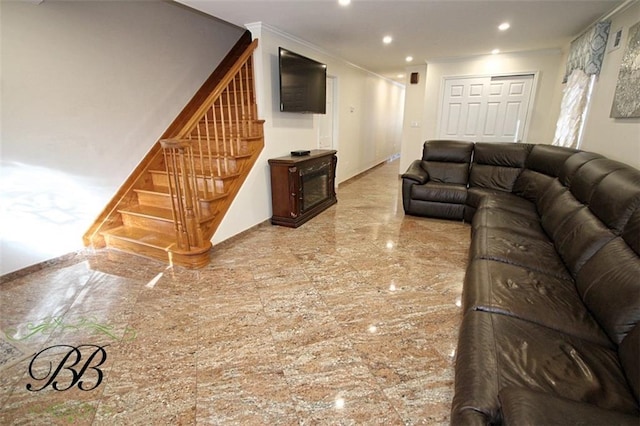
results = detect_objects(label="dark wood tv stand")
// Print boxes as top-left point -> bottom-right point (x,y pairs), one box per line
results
268,150 -> 337,228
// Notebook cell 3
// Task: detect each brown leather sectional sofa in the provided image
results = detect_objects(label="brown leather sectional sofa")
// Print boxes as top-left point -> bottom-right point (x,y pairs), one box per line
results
402,140 -> 640,425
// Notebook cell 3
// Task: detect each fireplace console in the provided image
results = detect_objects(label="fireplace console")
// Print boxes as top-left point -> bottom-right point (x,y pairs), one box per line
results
268,150 -> 337,227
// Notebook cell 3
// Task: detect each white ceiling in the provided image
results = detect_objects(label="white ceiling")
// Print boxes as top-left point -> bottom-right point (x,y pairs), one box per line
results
179,0 -> 624,81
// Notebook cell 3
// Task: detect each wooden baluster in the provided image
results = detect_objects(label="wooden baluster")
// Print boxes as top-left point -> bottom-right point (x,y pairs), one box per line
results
162,148 -> 181,244
196,119 -> 209,199
202,110 -> 211,198
225,84 -> 234,158
237,68 -> 246,139
211,99 -> 222,179
232,76 -> 241,157
170,147 -> 188,249
181,146 -> 203,248
244,62 -> 253,135
221,89 -> 229,174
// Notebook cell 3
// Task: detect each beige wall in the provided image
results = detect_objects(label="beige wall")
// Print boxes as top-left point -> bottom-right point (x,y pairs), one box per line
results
580,2 -> 640,168
399,50 -> 565,172
0,1 -> 244,274
212,23 -> 405,245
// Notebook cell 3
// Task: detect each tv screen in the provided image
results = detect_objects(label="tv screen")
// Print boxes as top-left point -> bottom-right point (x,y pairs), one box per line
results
279,47 -> 326,114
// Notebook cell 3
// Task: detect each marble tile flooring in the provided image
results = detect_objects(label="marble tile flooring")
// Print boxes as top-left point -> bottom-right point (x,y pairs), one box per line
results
0,160 -> 470,425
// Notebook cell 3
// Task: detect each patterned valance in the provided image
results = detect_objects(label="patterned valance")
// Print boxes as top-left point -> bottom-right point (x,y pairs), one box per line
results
563,21 -> 611,83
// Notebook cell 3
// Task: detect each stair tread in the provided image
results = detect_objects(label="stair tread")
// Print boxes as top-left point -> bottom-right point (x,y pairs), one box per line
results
148,169 -> 241,180
119,204 -> 216,223
133,188 -> 229,202
102,226 -> 175,250
118,205 -> 175,221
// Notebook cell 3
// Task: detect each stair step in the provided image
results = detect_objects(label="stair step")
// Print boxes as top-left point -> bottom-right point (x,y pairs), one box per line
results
133,189 -> 227,216
118,205 -> 176,234
102,225 -> 212,268
121,204 -> 216,223
134,188 -> 229,203
102,226 -> 175,251
118,205 -> 174,222
149,169 -> 240,182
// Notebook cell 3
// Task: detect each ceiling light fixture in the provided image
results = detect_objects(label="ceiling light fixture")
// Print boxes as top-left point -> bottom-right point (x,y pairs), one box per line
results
498,22 -> 510,31
383,35 -> 393,44
405,56 -> 413,62
338,0 -> 351,6
491,49 -> 500,55
397,74 -> 405,79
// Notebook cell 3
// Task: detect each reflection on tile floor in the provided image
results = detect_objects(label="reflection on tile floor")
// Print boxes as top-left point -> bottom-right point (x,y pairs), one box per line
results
0,160 -> 470,425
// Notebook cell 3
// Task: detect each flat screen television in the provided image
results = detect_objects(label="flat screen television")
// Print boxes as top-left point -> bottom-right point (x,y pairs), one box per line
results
279,47 -> 326,114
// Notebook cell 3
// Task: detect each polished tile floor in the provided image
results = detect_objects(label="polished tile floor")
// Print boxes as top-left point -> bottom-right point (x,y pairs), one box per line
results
0,160 -> 470,425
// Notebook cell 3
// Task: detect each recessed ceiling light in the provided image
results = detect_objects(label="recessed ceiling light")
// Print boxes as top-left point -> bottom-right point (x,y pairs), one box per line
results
338,0 -> 350,6
383,35 -> 393,44
397,74 -> 405,78
498,22 -> 510,31
405,56 -> 413,62
491,49 -> 500,55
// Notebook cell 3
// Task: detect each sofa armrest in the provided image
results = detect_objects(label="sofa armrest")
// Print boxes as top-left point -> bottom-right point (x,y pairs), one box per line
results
499,387 -> 639,426
401,160 -> 429,184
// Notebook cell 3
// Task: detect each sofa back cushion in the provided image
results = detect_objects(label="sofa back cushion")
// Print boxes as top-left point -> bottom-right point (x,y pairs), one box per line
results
558,151 -> 603,188
513,145 -> 577,203
469,142 -> 531,192
589,167 -> 640,235
421,139 -> 474,184
570,158 -> 628,206
575,235 -> 640,346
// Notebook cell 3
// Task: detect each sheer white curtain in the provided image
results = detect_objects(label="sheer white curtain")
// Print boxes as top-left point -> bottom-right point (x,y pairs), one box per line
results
553,69 -> 595,149
553,21 -> 610,149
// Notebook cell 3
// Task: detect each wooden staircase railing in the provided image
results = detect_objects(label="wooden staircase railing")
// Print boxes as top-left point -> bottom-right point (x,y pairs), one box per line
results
83,32 -> 264,268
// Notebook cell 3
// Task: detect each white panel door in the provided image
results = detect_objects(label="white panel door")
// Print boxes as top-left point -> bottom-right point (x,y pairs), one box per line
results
440,77 -> 487,141
439,74 -> 534,143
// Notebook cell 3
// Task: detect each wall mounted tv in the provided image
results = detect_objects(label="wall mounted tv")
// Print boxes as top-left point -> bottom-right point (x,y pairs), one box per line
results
279,47 -> 327,114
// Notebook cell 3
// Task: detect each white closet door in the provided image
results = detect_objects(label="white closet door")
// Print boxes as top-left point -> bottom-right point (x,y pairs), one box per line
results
439,74 -> 534,143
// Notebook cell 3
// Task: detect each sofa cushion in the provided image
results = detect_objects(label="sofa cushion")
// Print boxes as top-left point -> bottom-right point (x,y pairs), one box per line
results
513,145 -> 577,205
589,167 -> 640,234
525,144 -> 578,177
559,151 -> 603,188
420,139 -> 474,185
569,158 -> 627,205
539,185 -> 584,240
469,227 -> 571,280
463,259 -> 611,347
499,387 -> 640,426
553,207 -> 616,276
422,139 -> 474,163
469,143 -> 531,192
576,237 -> 640,345
410,182 -> 467,204
512,169 -> 555,204
467,188 -> 539,219
420,161 -> 470,184
471,208 -> 544,238
451,311 -> 639,424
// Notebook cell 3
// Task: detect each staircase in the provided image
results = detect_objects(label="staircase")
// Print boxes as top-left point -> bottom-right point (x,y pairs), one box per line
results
83,31 -> 264,268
